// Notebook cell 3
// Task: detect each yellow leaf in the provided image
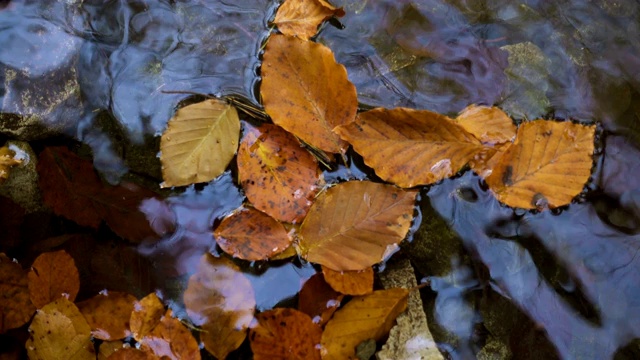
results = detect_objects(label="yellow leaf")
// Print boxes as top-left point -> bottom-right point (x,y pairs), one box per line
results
455,105 -> 516,145
274,0 -> 345,40
335,107 -> 488,187
486,120 -> 595,209
130,292 -> 165,342
322,266 -> 374,296
139,310 -> 201,360
160,99 -> 240,187
321,288 -> 409,360
299,181 -> 417,271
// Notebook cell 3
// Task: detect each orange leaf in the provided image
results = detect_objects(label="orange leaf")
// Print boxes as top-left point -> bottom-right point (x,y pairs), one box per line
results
486,120 -> 596,209
28,250 -> 80,308
130,292 -> 165,342
261,35 -> 357,154
98,340 -> 124,360
322,265 -> 374,295
321,288 -> 409,360
297,272 -> 343,327
139,309 -> 200,360
455,105 -> 516,145
238,123 -> 321,223
0,253 -> 34,333
215,206 -> 293,261
0,146 -> 21,185
274,0 -> 345,40
106,347 -> 159,360
77,291 -> 137,340
299,181 -> 417,271
183,254 -> 255,359
249,308 -> 322,360
25,298 -> 95,360
335,107 -> 488,187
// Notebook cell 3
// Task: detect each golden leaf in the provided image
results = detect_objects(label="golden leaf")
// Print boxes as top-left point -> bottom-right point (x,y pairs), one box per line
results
130,292 -> 165,342
455,105 -> 516,145
77,291 -> 137,341
322,265 -> 374,296
274,0 -> 345,40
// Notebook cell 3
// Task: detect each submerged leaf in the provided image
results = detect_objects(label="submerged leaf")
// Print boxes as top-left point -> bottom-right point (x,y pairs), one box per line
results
77,291 -> 137,341
28,250 -> 80,308
298,272 -> 343,327
250,308 -> 322,360
274,0 -> 345,40
299,181 -> 417,271
322,265 -> 374,296
130,292 -> 165,342
160,99 -> 240,187
0,253 -> 34,333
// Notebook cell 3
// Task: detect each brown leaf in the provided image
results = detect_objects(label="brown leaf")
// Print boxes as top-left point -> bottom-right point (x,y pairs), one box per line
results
274,0 -> 345,40
335,107 -> 488,187
297,272 -> 343,327
455,105 -> 516,145
486,120 -> 596,209
28,250 -> 80,308
106,347 -> 159,360
321,288 -> 409,360
299,181 -> 417,271
261,35 -> 357,153
25,298 -> 95,360
322,265 -> 374,296
98,340 -> 124,360
77,291 -> 137,340
160,99 -> 240,188
0,253 -> 34,333
139,309 -> 201,360
130,292 -> 165,342
238,123 -> 321,223
0,146 -> 21,185
215,206 -> 293,261
183,254 -> 255,359
249,308 -> 322,360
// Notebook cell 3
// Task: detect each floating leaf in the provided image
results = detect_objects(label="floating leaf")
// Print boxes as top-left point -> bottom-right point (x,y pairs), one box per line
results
106,347 -> 158,360
335,107 -> 488,187
455,105 -> 516,145
261,35 -> 357,153
298,272 -> 343,327
321,288 -> 409,360
249,308 -> 322,360
274,0 -> 345,40
160,99 -> 240,187
130,292 -> 165,342
215,206 -> 293,261
183,254 -> 256,359
25,298 -> 95,360
0,253 -> 34,333
0,146 -> 21,185
28,250 -> 80,308
238,123 -> 321,223
139,310 -> 200,360
486,120 -> 596,209
77,291 -> 137,341
322,265 -> 374,295
299,181 -> 417,271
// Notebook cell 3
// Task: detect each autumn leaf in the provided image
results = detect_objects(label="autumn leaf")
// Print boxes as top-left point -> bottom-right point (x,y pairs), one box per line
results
183,254 -> 256,359
106,348 -> 159,360
98,340 -> 124,360
455,105 -> 516,145
335,107 -> 489,187
298,272 -> 343,327
215,206 -> 293,261
238,123 -> 321,223
0,145 -> 21,185
322,265 -> 374,296
130,292 -> 165,342
160,99 -> 240,188
25,298 -> 95,360
299,181 -> 417,271
274,0 -> 345,40
261,34 -> 357,153
321,288 -> 409,360
0,253 -> 34,333
28,250 -> 80,309
77,291 -> 137,340
486,120 -> 595,209
139,310 -> 201,360
249,308 -> 322,360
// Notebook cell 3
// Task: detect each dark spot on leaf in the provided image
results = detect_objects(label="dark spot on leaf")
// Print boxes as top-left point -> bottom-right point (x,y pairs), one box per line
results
502,165 -> 513,185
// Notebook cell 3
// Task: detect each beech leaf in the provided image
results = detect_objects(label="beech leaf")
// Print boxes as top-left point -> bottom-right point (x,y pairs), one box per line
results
28,250 -> 80,308
455,105 -> 516,145
106,348 -> 159,360
139,310 -> 201,360
274,0 -> 345,40
486,120 -> 595,209
298,272 -> 343,327
160,99 -> 240,187
77,291 -> 137,341
261,35 -> 357,154
322,265 -> 374,296
130,292 -> 165,342
299,181 -> 417,271
0,253 -> 34,333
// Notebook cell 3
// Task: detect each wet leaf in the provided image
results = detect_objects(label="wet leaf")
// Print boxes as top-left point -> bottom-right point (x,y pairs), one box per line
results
77,291 -> 137,341
215,206 -> 293,261
98,340 -> 124,360
321,288 -> 409,360
25,298 -> 95,360
261,34 -> 357,153
0,253 -> 34,333
238,123 -> 321,223
139,310 -> 200,360
0,146 -> 21,185
299,181 -> 417,271
160,99 -> 240,188
322,265 -> 374,295
106,347 -> 159,360
249,308 -> 322,360
455,105 -> 516,145
298,272 -> 343,327
335,108 -> 488,187
486,120 -> 596,209
183,254 -> 255,359
274,0 -> 345,40
130,292 -> 165,342
28,250 -> 80,308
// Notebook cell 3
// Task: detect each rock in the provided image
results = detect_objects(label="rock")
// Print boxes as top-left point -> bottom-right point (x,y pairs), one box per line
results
0,141 -> 44,213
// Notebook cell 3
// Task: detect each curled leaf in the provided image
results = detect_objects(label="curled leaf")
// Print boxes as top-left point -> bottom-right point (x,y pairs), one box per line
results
274,0 -> 345,40
28,250 -> 80,308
